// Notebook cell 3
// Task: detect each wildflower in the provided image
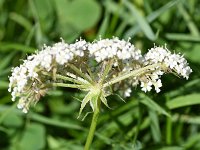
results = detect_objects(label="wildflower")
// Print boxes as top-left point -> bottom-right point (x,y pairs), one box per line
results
144,46 -> 192,79
8,37 -> 192,113
152,79 -> 162,93
88,37 -> 143,62
124,88 -> 132,97
141,81 -> 152,92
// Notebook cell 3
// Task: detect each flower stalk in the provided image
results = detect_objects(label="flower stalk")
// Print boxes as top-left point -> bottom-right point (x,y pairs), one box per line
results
52,83 -> 89,89
103,63 -> 162,88
84,97 -> 101,150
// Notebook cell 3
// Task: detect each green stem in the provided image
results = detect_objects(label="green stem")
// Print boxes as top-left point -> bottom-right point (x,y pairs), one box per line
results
52,83 -> 88,89
68,64 -> 94,84
57,73 -> 89,85
84,100 -> 101,150
103,63 -> 161,88
99,59 -> 113,84
42,71 -> 89,85
166,116 -> 172,145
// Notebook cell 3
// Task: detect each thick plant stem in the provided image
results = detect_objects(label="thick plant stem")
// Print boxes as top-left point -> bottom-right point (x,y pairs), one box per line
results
84,101 -> 100,150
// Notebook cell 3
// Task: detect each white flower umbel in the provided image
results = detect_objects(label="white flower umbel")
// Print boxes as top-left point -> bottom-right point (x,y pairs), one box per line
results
88,37 -> 143,62
136,45 -> 193,94
144,46 -> 192,79
8,37 -> 192,114
8,37 -> 192,150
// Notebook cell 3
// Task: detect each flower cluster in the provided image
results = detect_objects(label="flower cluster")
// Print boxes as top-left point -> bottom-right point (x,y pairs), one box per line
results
88,38 -> 142,62
138,46 -> 192,93
8,37 -> 192,113
8,39 -> 87,113
145,46 -> 192,79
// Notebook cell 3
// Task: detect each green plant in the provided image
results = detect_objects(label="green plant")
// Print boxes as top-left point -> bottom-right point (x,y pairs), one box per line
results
8,37 -> 192,149
1,0 -> 200,149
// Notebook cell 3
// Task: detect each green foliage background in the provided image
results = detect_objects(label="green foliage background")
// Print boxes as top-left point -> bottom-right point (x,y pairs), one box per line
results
0,0 -> 200,149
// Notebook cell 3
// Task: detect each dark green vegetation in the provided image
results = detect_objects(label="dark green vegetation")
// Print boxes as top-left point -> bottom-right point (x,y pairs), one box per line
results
0,0 -> 200,149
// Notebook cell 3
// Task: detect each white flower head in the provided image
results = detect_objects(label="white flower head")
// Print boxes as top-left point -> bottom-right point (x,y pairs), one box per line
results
145,46 -> 192,79
8,37 -> 192,113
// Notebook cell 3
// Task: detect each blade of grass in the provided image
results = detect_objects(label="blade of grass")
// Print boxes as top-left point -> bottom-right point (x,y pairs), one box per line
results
115,21 -> 128,37
165,79 -> 200,98
123,0 -> 156,40
30,113 -> 84,130
103,1 -> 135,25
148,109 -> 161,143
0,52 -> 16,71
166,94 -> 200,109
184,134 -> 200,149
97,11 -> 109,37
165,33 -> 200,42
178,3 -> 199,36
9,12 -> 32,31
140,94 -> 170,117
124,0 -> 181,39
173,114 -> 200,125
109,1 -> 122,34
0,42 -> 35,53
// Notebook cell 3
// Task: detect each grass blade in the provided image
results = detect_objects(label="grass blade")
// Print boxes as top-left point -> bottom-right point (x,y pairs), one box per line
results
0,42 -> 35,53
124,0 -> 180,39
123,1 -> 156,40
140,94 -> 170,117
166,94 -> 200,109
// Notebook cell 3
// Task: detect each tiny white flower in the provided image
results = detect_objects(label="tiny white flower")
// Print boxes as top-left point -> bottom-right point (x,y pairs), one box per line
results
153,79 -> 162,93
141,81 -> 152,92
22,108 -> 28,113
124,88 -> 132,97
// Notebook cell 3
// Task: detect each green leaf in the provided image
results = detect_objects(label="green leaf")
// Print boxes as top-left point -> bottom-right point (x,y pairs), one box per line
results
184,43 -> 200,63
140,94 -> 170,117
177,42 -> 200,63
47,136 -> 83,150
184,134 -> 200,149
165,79 -> 200,98
66,0 -> 101,31
28,0 -> 48,46
0,52 -> 16,71
100,94 -> 110,109
103,1 -> 135,25
124,0 -> 180,39
123,1 -> 156,40
30,0 -> 54,33
79,91 -> 93,117
0,42 -> 35,53
165,33 -> 200,42
97,11 -> 109,37
54,0 -> 101,41
178,3 -> 200,37
89,89 -> 101,112
148,109 -> 161,143
2,113 -> 23,127
19,123 -> 46,150
30,113 -> 84,130
166,94 -> 200,109
9,12 -> 32,31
